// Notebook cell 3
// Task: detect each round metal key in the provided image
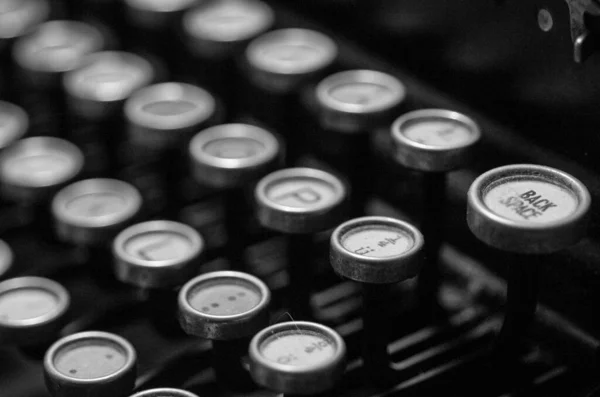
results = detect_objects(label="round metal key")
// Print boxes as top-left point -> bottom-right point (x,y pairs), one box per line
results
330,216 -> 425,284
315,69 -> 406,133
249,321 -> 346,395
178,270 -> 271,340
64,51 -> 155,120
0,277 -> 69,345
44,331 -> 137,397
392,109 -> 481,172
129,389 -> 200,397
125,82 -> 217,150
245,28 -> 338,92
0,0 -> 48,44
13,20 -> 104,80
52,178 -> 143,246
190,123 -> 280,188
255,167 -> 347,234
114,220 -> 204,289
0,101 -> 28,151
467,164 -> 591,253
183,0 -> 274,58
0,137 -> 84,202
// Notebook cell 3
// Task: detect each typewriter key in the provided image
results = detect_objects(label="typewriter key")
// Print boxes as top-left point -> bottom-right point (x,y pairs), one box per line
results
13,20 -> 104,137
392,109 -> 480,317
330,216 -> 424,384
183,0 -> 274,110
0,277 -> 70,346
64,51 -> 155,175
114,220 -> 204,289
0,100 -> 28,150
44,331 -> 137,397
124,82 -> 218,212
467,164 -> 590,356
114,221 -> 204,337
0,0 -> 49,100
0,137 -> 84,235
190,123 -> 281,268
53,178 -> 142,246
242,28 -> 338,161
249,321 -> 346,396
0,137 -> 84,203
0,239 -> 13,279
255,167 -> 347,318
129,389 -> 200,397
179,271 -> 271,390
309,69 -> 406,214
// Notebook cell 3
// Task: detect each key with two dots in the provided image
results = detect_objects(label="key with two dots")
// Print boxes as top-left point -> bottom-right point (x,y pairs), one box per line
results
44,330 -> 137,397
178,270 -> 271,391
255,167 -> 347,319
330,216 -> 424,385
391,109 -> 481,318
249,321 -> 347,396
467,164 -> 590,358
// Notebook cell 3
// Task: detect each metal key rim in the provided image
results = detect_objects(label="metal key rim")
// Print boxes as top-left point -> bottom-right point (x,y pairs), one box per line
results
44,330 -> 137,384
0,276 -> 69,328
316,69 -> 406,115
467,164 -> 591,253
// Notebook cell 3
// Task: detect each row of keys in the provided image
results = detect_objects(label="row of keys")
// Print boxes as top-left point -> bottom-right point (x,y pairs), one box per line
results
0,158 -> 590,394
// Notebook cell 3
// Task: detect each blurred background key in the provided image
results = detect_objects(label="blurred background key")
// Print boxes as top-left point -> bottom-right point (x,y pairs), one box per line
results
12,20 -> 105,138
182,0 -> 274,116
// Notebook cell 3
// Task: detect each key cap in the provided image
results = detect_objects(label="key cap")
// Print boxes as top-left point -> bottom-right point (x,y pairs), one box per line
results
114,220 -> 204,289
330,216 -> 424,384
467,164 -> 590,357
64,51 -> 155,175
129,389 -> 200,397
114,220 -> 204,337
183,0 -> 274,112
255,167 -> 347,318
0,137 -> 84,203
241,28 -> 337,162
44,331 -> 137,397
124,0 -> 197,78
13,20 -> 105,137
0,277 -> 69,347
179,271 -> 271,391
53,178 -> 142,246
124,82 -> 219,213
0,100 -> 27,150
0,239 -> 13,279
249,321 -> 346,396
52,178 -> 142,281
391,109 -> 480,318
189,123 -> 281,269
0,137 -> 84,235
0,0 -> 49,100
306,69 -> 406,214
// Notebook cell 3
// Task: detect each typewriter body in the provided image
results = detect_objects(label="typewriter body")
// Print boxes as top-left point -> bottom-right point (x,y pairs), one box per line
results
1,0 -> 599,396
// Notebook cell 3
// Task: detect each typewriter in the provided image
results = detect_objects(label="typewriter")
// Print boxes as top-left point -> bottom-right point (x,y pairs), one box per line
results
1,0 -> 599,396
